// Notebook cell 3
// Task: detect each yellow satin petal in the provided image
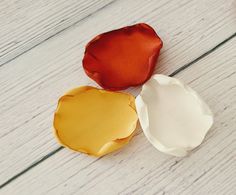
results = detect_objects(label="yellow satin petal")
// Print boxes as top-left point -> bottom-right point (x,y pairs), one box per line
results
53,86 -> 138,157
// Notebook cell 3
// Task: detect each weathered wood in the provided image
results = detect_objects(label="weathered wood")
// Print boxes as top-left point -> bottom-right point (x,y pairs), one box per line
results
0,0 -> 114,65
1,30 -> 235,195
0,0 -> 236,189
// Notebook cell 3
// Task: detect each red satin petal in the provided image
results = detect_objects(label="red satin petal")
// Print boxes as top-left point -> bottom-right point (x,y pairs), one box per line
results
82,23 -> 163,90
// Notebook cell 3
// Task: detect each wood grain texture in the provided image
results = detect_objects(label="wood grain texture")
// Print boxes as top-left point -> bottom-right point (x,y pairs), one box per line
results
0,0 -> 114,65
1,29 -> 235,195
0,0 -> 236,188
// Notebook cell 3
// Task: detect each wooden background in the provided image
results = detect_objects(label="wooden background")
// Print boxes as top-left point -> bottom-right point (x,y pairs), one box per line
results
0,0 -> 235,194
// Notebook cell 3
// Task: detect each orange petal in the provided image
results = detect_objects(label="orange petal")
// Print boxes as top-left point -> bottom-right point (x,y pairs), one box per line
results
83,23 -> 163,90
53,86 -> 138,156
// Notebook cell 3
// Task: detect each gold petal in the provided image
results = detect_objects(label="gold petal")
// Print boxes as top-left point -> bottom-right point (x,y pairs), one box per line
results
54,86 -> 138,157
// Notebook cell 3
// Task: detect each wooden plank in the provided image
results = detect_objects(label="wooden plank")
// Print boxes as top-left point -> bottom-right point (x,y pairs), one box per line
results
0,0 -> 236,185
1,30 -> 235,195
0,0 -> 114,65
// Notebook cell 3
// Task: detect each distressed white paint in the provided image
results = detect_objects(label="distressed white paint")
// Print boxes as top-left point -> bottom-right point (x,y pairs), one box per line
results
0,0 -> 114,65
0,0 -> 235,193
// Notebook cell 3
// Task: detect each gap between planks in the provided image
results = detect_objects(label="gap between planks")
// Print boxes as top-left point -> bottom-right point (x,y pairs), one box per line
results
0,0 -> 117,67
0,31 -> 235,190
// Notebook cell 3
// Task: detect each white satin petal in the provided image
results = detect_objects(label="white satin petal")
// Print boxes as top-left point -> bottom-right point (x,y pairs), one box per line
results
135,74 -> 213,157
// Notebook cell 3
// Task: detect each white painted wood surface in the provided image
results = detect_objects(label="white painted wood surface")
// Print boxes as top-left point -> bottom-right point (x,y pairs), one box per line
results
0,0 -> 114,65
0,0 -> 236,194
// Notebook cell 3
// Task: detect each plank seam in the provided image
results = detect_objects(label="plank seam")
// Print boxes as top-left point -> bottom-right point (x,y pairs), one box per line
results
0,0 -> 117,68
169,32 -> 236,77
0,147 -> 63,189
